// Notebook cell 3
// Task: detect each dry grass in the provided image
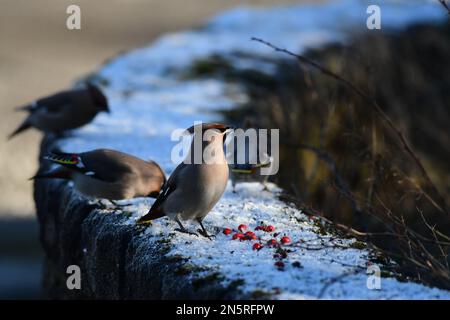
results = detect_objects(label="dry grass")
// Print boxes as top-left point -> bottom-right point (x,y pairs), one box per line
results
188,22 -> 450,288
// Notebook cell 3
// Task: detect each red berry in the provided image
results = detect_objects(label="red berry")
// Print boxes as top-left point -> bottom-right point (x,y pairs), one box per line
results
232,233 -> 244,240
281,236 -> 291,244
252,243 -> 263,251
255,226 -> 263,231
245,234 -> 258,241
267,239 -> 278,246
243,231 -> 257,241
274,261 -> 285,268
266,225 -> 275,232
238,224 -> 248,232
223,228 -> 232,235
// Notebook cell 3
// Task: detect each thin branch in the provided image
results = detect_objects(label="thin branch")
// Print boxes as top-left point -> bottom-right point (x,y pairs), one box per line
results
439,0 -> 450,15
318,268 -> 360,299
284,142 -> 359,213
251,37 -> 448,216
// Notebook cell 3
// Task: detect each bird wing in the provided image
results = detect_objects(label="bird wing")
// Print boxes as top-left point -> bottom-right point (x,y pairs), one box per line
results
23,92 -> 72,114
137,163 -> 186,222
43,149 -> 134,183
78,149 -> 135,183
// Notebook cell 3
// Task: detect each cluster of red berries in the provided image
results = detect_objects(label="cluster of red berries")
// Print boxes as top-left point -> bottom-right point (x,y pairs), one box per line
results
223,223 -> 292,269
255,225 -> 275,232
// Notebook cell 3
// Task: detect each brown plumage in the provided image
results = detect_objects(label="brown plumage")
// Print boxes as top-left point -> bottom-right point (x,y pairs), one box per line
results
33,149 -> 166,201
138,122 -> 233,238
9,84 -> 109,139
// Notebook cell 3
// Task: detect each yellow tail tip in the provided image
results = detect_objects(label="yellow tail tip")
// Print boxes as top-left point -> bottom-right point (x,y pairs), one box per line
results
137,219 -> 152,226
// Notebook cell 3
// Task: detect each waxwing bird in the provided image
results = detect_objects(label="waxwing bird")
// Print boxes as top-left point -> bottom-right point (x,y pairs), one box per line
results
137,122 -> 233,239
229,119 -> 272,192
9,83 -> 109,139
33,149 -> 166,204
229,161 -> 271,192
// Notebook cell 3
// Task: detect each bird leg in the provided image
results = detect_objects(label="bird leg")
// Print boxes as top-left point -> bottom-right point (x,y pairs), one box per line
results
196,218 -> 216,240
174,216 -> 198,237
96,199 -> 112,210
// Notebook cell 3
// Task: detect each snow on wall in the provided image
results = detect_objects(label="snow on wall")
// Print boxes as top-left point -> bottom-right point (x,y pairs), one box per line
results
57,0 -> 449,299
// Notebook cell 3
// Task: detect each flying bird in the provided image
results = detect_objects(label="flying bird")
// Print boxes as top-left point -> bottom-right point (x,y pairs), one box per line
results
9,83 -> 109,139
33,149 -> 166,205
137,122 -> 233,239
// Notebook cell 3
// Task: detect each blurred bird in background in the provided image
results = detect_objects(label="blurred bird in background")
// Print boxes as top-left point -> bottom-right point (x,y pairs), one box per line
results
9,83 -> 109,139
228,119 -> 272,192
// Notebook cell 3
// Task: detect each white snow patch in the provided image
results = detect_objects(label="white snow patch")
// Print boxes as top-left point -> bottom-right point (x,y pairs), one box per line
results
59,0 -> 449,299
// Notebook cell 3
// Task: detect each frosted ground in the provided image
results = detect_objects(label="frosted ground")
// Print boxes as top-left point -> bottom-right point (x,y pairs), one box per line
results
56,0 -> 449,299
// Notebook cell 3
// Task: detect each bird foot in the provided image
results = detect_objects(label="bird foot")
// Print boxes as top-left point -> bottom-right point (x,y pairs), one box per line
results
175,228 -> 199,237
96,201 -> 112,211
197,229 -> 216,240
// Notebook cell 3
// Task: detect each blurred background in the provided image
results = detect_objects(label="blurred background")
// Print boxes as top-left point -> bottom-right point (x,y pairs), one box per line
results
0,0 -> 310,299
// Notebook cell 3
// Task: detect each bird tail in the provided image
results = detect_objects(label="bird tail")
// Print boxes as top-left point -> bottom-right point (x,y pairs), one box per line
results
15,104 -> 34,112
137,206 -> 165,224
8,120 -> 31,140
43,151 -> 81,167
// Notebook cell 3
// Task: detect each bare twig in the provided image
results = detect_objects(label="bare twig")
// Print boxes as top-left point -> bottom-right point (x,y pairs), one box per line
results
439,0 -> 450,15
284,142 -> 358,210
251,37 -> 448,216
318,268 -> 361,299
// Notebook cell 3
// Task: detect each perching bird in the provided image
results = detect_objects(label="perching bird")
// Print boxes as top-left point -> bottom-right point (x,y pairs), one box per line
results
229,160 -> 271,192
33,149 -> 166,204
137,122 -> 233,238
228,119 -> 272,192
9,83 -> 109,139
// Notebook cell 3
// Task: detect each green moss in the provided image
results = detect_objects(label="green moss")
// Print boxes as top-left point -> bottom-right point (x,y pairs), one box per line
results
350,240 -> 367,250
192,272 -> 224,291
156,237 -> 172,255
174,265 -> 199,276
184,54 -> 277,90
185,55 -> 232,78
313,220 -> 329,236
167,254 -> 187,263
227,278 -> 245,291
250,290 -> 272,299
121,210 -> 133,218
